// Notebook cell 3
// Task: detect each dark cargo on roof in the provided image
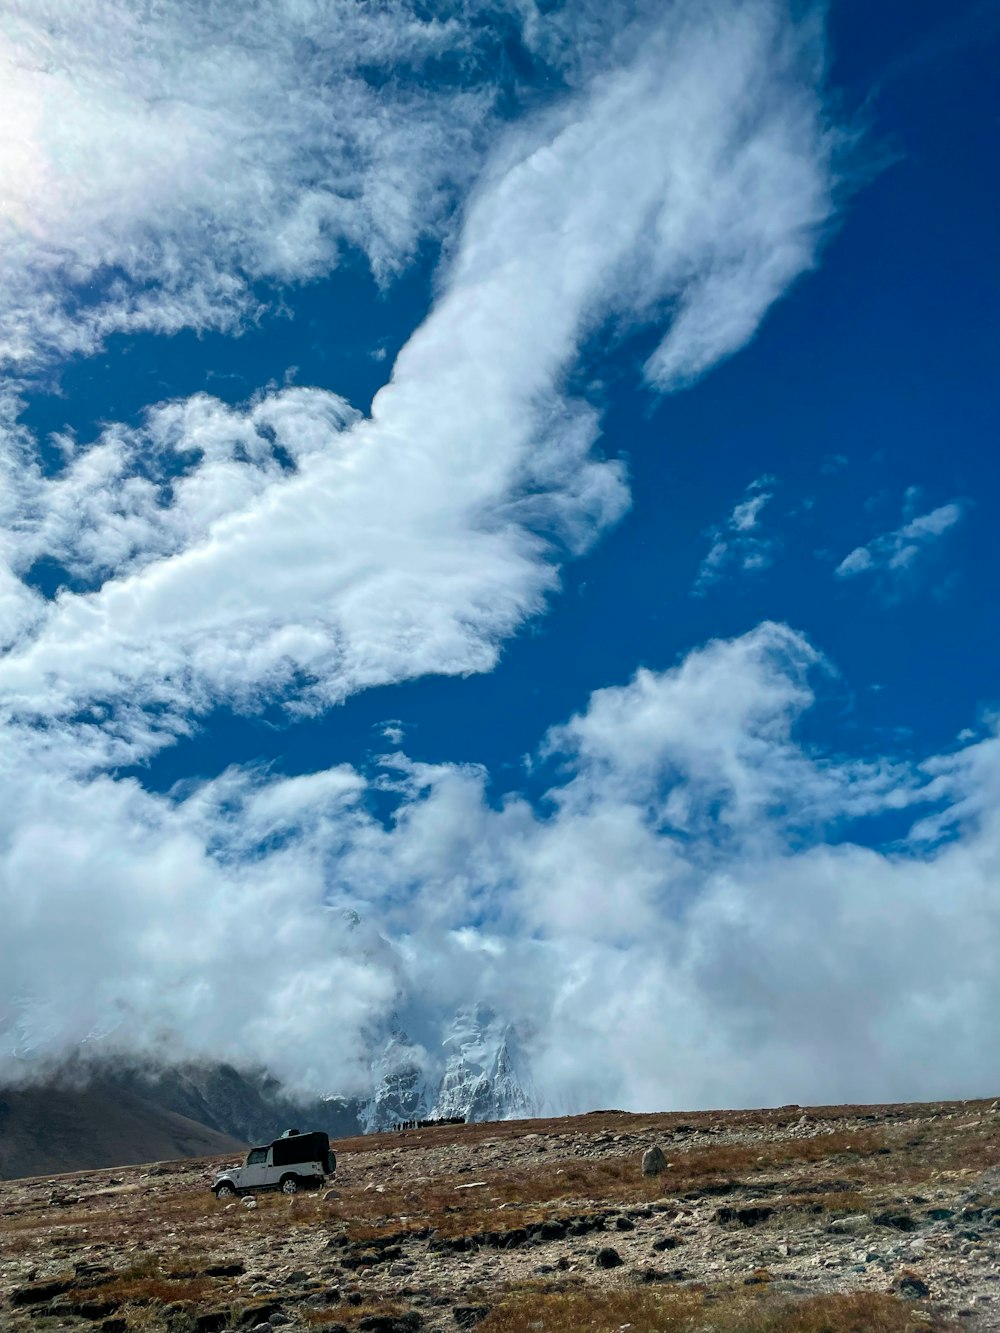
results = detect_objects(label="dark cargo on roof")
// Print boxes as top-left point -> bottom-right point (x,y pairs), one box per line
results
271,1130 -> 330,1168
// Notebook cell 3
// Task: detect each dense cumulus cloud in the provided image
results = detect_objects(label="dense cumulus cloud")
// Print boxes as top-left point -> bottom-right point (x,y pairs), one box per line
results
2,623 -> 998,1109
3,0 -> 992,1112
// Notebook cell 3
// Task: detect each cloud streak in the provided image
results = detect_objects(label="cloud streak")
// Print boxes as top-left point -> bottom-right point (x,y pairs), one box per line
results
0,0 -> 499,370
836,490 -> 965,591
694,477 -> 778,593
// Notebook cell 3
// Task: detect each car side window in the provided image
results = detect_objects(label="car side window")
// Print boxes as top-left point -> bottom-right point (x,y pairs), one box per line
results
247,1148 -> 268,1165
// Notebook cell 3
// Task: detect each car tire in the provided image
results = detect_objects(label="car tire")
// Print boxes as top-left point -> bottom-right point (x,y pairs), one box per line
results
214,1182 -> 237,1199
280,1175 -> 299,1194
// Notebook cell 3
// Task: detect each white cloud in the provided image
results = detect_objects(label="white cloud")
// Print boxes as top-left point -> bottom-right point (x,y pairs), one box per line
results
0,0 -> 497,370
5,5 -> 949,1116
693,476 -> 778,593
835,491 -> 965,592
1,622 -> 998,1112
0,1 -> 837,757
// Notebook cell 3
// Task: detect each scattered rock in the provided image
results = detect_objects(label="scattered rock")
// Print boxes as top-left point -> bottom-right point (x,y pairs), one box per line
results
595,1246 -> 624,1269
204,1261 -> 245,1277
10,1278 -> 74,1306
614,1216 -> 635,1231
195,1314 -> 229,1332
873,1212 -> 918,1233
715,1206 -> 774,1228
356,1314 -> 423,1333
652,1234 -> 683,1251
242,1195 -> 258,1209
897,1274 -> 931,1300
642,1146 -> 668,1176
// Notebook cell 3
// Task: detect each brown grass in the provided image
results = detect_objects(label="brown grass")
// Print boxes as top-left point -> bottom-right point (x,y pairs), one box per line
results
71,1273 -> 219,1306
300,1300 -> 410,1328
475,1285 -> 959,1333
335,1131 -> 889,1242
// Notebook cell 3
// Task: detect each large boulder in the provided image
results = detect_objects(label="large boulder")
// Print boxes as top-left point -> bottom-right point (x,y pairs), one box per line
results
641,1146 -> 668,1176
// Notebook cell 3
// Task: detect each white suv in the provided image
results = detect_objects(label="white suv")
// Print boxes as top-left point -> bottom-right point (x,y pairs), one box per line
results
212,1129 -> 336,1198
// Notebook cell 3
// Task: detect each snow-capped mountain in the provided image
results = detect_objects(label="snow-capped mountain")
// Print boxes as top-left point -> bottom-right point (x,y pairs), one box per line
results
361,1004 -> 539,1131
358,1025 -> 435,1133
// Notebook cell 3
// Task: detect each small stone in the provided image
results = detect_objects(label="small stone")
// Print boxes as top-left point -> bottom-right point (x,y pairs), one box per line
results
641,1146 -> 667,1177
284,1269 -> 310,1285
195,1315 -> 228,1333
615,1216 -> 635,1231
242,1195 -> 258,1209
324,1189 -> 342,1200
269,1314 -> 293,1327
652,1235 -> 682,1251
595,1246 -> 624,1269
873,1212 -> 917,1233
898,1274 -> 931,1300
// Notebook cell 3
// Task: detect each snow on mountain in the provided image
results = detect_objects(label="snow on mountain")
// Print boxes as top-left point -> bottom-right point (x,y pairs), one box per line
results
361,1004 -> 538,1131
359,1024 -> 436,1133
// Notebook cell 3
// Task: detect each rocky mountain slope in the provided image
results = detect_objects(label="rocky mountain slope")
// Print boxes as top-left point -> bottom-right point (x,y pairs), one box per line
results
3,1097 -> 999,1332
108,1061 -> 361,1145
0,1079 -> 243,1180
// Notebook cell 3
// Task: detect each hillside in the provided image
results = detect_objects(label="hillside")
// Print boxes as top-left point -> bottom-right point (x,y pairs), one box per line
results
3,1097 -> 1000,1331
0,1080 -> 244,1180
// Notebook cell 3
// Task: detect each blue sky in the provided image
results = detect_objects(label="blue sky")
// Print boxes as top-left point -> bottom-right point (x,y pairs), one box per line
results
1,0 -> 998,1112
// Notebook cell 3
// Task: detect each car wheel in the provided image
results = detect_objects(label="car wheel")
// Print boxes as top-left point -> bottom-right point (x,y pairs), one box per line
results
280,1175 -> 299,1194
214,1182 -> 237,1199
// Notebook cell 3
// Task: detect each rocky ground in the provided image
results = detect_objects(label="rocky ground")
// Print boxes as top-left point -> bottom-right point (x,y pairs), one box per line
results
3,1097 -> 1000,1332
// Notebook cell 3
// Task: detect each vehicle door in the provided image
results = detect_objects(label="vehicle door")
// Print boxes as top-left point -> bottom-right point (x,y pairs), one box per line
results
261,1147 -> 284,1189
241,1146 -> 270,1189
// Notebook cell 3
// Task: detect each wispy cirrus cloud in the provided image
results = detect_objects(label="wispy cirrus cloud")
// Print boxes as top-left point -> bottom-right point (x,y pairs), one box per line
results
835,488 -> 965,593
694,476 -> 779,594
0,0 -> 502,371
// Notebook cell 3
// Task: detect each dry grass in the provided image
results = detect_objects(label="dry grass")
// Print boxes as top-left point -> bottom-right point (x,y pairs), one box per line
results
69,1273 -> 219,1307
475,1285 -> 959,1333
300,1300 -> 410,1328
335,1131 -> 889,1242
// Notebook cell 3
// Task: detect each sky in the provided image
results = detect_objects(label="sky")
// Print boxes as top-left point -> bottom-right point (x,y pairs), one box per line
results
0,0 -> 998,1113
